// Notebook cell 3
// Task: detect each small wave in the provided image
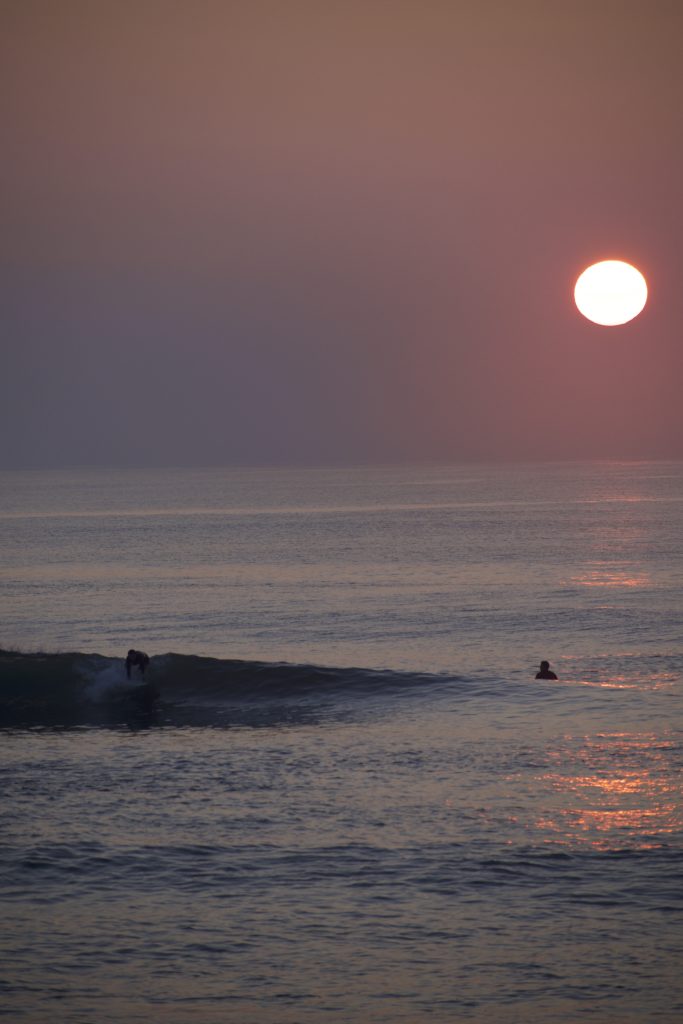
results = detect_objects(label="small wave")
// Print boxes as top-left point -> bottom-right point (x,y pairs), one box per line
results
0,649 -> 457,728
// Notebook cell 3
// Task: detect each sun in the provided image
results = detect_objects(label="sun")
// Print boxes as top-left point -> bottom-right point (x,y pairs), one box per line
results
574,260 -> 647,326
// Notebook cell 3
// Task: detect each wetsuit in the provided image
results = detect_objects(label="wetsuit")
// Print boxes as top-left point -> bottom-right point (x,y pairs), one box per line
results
125,650 -> 150,679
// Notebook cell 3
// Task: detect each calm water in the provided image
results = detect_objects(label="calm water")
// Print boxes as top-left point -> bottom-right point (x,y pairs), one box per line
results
1,462 -> 682,1022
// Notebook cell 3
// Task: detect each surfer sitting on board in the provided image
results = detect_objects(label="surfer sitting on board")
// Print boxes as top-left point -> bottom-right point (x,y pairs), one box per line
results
535,660 -> 558,680
125,649 -> 150,680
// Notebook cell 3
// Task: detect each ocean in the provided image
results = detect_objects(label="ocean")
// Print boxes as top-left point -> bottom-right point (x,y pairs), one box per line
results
1,461 -> 681,1023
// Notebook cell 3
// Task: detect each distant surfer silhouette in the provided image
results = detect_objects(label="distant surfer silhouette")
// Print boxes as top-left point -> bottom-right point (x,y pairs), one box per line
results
535,660 -> 558,680
125,649 -> 150,679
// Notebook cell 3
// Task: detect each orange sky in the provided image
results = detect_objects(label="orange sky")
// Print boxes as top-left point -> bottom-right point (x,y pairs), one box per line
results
2,1 -> 682,466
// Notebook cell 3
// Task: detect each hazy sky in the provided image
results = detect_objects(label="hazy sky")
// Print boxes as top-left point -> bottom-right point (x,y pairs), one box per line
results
2,0 -> 682,468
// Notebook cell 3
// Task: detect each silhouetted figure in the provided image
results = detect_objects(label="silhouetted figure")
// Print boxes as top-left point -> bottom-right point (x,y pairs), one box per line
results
125,649 -> 150,679
535,660 -> 557,680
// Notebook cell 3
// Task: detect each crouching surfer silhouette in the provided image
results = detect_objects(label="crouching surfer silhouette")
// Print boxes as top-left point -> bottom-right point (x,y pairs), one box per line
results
123,649 -> 159,718
535,660 -> 558,680
125,649 -> 150,680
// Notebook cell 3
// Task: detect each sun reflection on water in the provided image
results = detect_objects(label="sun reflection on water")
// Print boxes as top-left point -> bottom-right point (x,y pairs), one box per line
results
571,562 -> 651,589
575,671 -> 676,691
523,732 -> 681,851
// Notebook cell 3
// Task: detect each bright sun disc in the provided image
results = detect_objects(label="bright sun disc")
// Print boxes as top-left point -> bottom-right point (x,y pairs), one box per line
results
574,260 -> 647,326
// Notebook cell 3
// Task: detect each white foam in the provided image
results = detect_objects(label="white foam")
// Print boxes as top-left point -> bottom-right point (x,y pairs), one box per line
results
80,660 -> 140,703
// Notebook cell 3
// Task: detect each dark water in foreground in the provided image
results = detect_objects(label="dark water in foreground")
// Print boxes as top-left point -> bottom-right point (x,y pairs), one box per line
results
1,652 -> 681,1023
1,463 -> 682,1021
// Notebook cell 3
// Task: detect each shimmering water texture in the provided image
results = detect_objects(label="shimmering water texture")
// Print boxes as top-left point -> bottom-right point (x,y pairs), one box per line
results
1,463 -> 682,1022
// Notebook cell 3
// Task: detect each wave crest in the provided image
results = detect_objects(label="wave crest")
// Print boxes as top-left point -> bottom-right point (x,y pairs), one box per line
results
0,649 -> 448,727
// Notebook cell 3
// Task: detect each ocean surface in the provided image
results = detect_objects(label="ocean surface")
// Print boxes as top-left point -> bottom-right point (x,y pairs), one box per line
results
1,461 -> 682,1023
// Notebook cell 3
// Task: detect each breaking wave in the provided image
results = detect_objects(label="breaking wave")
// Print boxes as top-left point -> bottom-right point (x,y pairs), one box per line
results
0,649 -> 458,728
